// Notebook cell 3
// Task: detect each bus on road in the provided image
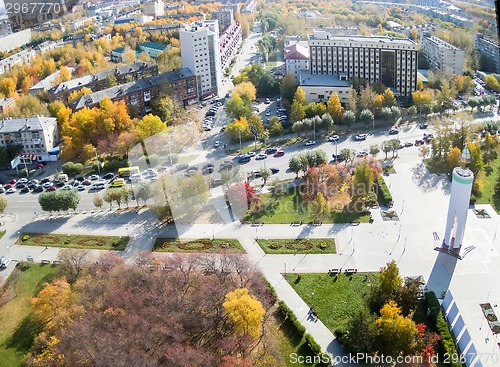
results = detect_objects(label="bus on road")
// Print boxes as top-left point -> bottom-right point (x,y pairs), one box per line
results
118,166 -> 140,177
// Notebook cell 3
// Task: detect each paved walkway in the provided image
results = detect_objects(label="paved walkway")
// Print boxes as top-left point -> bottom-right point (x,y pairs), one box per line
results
1,151 -> 500,365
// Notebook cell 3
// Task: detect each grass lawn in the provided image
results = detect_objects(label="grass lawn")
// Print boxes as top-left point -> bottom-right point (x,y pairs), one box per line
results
0,263 -> 59,367
153,238 -> 245,253
0,230 -> 5,240
476,150 -> 500,211
17,233 -> 129,251
257,239 -> 336,254
284,273 -> 378,334
243,190 -> 370,224
177,154 -> 197,164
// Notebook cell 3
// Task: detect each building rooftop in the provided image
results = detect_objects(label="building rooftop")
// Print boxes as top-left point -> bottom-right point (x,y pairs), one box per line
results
308,33 -> 417,47
0,116 -> 57,133
69,70 -> 193,110
423,35 -> 461,51
285,43 -> 309,60
30,67 -> 75,92
49,62 -> 155,96
0,97 -> 15,106
164,67 -> 195,83
299,70 -> 350,87
140,42 -> 167,51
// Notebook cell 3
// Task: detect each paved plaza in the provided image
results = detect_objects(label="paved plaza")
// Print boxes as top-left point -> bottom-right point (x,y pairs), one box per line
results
1,151 -> 500,366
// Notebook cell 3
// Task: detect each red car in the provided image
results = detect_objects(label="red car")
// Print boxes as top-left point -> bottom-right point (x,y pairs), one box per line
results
36,163 -> 44,169
3,183 -> 13,189
45,186 -> 56,191
8,179 -> 16,185
273,150 -> 285,157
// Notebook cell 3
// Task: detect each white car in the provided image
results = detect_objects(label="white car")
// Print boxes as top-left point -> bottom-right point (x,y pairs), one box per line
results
265,109 -> 271,116
214,141 -> 221,148
327,135 -> 339,142
255,153 -> 268,160
354,134 -> 368,141
6,188 -> 16,194
304,140 -> 316,146
265,98 -> 271,104
0,256 -> 11,268
18,178 -> 28,184
61,185 -> 73,190
89,174 -> 99,180
42,182 -> 53,188
356,150 -> 368,157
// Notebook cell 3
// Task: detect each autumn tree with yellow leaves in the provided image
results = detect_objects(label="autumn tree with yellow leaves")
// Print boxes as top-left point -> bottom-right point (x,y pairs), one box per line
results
223,288 -> 265,340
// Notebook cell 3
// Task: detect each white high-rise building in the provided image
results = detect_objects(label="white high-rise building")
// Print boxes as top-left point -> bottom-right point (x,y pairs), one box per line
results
180,21 -> 222,98
421,33 -> 465,75
143,0 -> 164,17
307,31 -> 418,96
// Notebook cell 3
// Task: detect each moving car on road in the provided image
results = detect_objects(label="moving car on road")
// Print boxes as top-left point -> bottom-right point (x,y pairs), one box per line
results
304,140 -> 316,146
255,153 -> 268,160
327,135 -> 339,142
354,134 -> 368,141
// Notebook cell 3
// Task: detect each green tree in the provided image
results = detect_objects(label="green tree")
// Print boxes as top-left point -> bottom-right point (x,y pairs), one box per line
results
268,116 -> 283,136
359,109 -> 374,129
289,156 -> 301,178
447,147 -> 461,172
103,189 -> 114,209
353,162 -> 374,199
468,142 -> 484,176
485,75 -> 500,92
93,193 -> 103,209
259,167 -> 271,185
62,162 -> 84,176
121,186 -> 132,208
327,92 -> 343,123
280,73 -> 297,107
342,110 -> 356,128
380,107 -> 393,122
134,181 -> 153,205
0,196 -> 7,213
344,308 -> 377,354
290,87 -> 307,123
320,113 -> 334,131
225,92 -> 248,119
371,260 -> 403,312
359,85 -> 376,112
346,87 -> 358,112
369,145 -> 380,156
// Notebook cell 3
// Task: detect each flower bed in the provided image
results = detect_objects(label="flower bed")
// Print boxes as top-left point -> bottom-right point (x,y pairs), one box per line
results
257,239 -> 336,254
17,233 -> 129,251
153,238 -> 245,253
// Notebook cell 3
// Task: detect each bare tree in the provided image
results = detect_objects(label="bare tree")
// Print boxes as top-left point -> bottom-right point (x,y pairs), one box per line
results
58,249 -> 89,284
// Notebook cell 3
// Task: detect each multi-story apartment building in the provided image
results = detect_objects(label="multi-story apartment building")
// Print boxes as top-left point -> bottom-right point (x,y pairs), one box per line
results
0,28 -> 31,52
0,97 -> 15,114
474,34 -> 500,74
219,22 -> 242,73
285,43 -> 309,83
307,31 -> 418,96
421,33 -> 464,75
143,0 -> 165,17
220,4 -> 239,16
212,9 -> 234,32
69,69 -> 198,113
0,49 -> 36,75
0,117 -> 59,162
180,21 -> 222,98
48,62 -> 158,102
29,67 -> 75,95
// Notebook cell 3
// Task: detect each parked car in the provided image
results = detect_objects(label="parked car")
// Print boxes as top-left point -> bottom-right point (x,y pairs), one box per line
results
35,163 -> 44,169
55,181 -> 66,187
356,150 -> 368,157
77,185 -> 86,191
270,168 -> 280,174
40,178 -> 51,184
255,153 -> 268,160
61,185 -> 73,190
354,133 -> 368,141
265,147 -> 278,155
20,187 -> 30,193
0,187 -> 5,193
237,154 -> 251,163
304,140 -> 316,146
265,98 -> 271,104
404,141 -> 413,147
33,186 -> 44,193
102,173 -> 115,180
16,183 -> 26,189
389,128 -> 399,135
89,174 -> 99,180
18,178 -> 28,184
8,179 -> 16,185
91,183 -> 105,190
176,163 -> 189,171
214,141 -> 221,148
419,122 -> 428,129
3,184 -> 13,189
42,182 -> 53,189
6,188 -> 16,194
273,150 -> 285,157
202,167 -> 214,175
414,139 -> 425,146
46,186 -> 57,191
75,176 -> 85,182
327,135 -> 339,142
0,256 -> 11,268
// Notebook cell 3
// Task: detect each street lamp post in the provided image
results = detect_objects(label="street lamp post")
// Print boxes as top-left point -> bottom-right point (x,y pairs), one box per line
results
372,115 -> 375,130
313,119 -> 316,140
94,148 -> 101,175
335,140 -> 338,165
311,292 -> 315,307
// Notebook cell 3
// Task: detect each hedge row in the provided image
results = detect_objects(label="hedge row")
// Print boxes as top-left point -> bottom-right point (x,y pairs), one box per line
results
278,301 -> 331,365
278,300 -> 306,336
425,292 -> 463,367
376,176 -> 393,206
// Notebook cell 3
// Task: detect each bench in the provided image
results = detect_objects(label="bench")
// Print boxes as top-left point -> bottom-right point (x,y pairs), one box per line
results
328,268 -> 340,275
290,221 -> 302,226
312,220 -> 322,226
40,259 -> 51,264
51,260 -> 61,265
251,221 -> 264,227
345,268 -> 358,274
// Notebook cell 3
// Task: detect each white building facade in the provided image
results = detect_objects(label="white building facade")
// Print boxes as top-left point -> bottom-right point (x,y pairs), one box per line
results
285,42 -> 309,83
474,33 -> 500,74
307,31 -> 418,96
180,21 -> 222,98
0,117 -> 60,162
143,0 -> 164,17
421,34 -> 465,75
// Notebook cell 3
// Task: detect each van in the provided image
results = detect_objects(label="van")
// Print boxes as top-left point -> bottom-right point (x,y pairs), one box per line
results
56,174 -> 68,182
109,178 -> 125,188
